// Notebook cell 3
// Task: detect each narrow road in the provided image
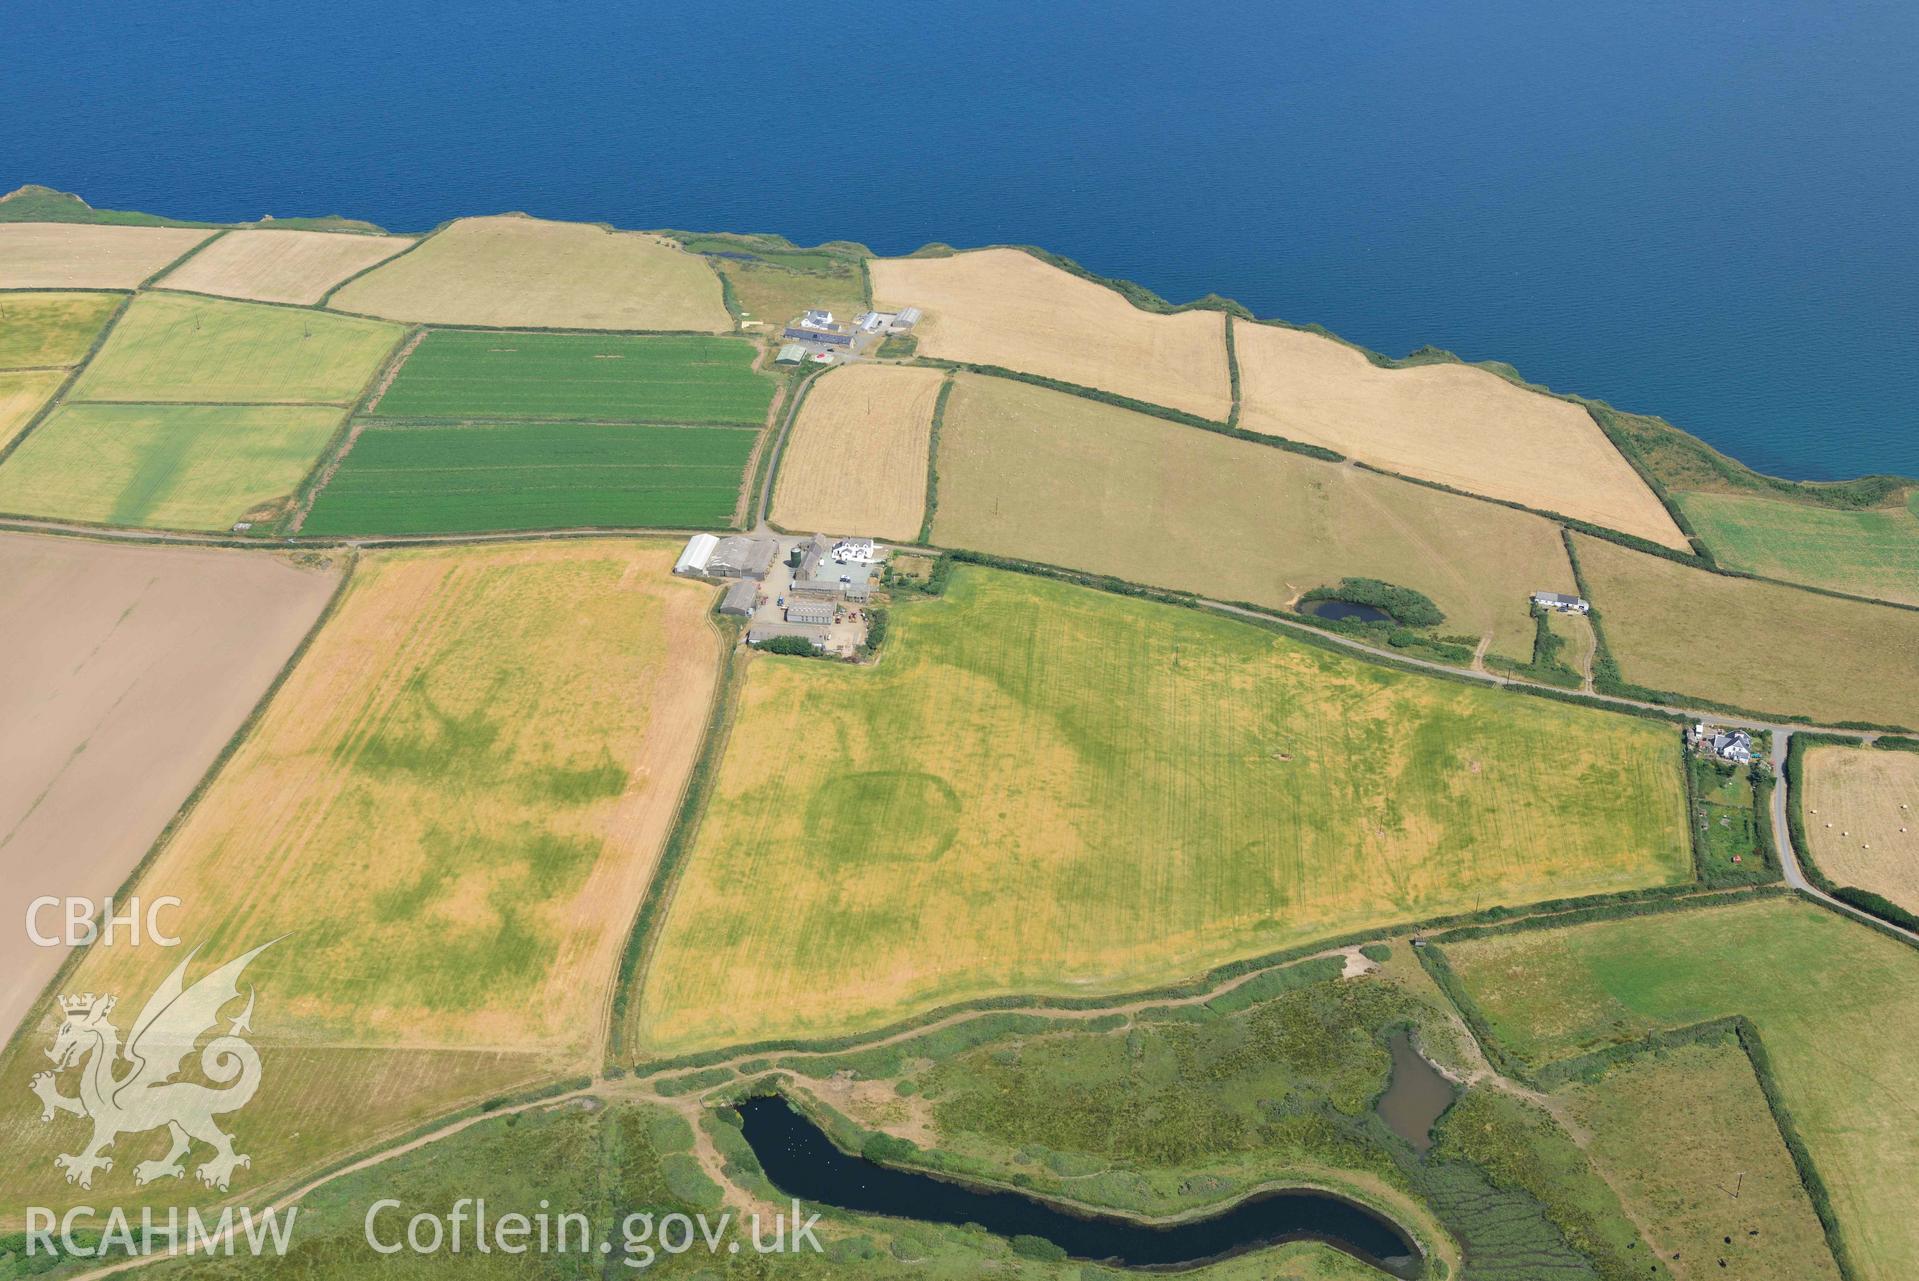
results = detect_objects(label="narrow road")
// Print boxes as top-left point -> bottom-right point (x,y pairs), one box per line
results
1767,731 -> 1919,944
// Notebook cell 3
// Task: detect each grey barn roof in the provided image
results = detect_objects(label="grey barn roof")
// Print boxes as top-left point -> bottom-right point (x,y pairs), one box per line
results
706,536 -> 778,578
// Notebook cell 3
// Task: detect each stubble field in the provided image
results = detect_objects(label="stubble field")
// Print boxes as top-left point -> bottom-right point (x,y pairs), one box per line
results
1440,895 -> 1919,1280
1802,744 -> 1919,912
869,248 -> 1233,419
1675,490 -> 1919,605
933,374 -> 1576,661
0,369 -> 64,448
0,290 -> 121,366
0,221 -> 212,288
631,565 -> 1689,1054
156,228 -> 414,304
771,363 -> 946,539
1234,322 -> 1689,548
0,539 -> 723,1216
1571,532 -> 1919,726
328,215 -> 731,331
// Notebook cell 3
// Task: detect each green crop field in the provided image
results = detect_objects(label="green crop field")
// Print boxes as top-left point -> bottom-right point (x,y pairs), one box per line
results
369,330 -> 774,423
0,401 -> 344,529
1440,895 -> 1919,1279
1676,490 -> 1919,606
632,566 -> 1690,1054
300,420 -> 759,534
68,291 -> 403,403
0,290 -> 120,367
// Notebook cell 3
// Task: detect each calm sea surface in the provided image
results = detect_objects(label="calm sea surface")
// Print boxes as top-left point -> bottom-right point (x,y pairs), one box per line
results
6,0 -> 1916,480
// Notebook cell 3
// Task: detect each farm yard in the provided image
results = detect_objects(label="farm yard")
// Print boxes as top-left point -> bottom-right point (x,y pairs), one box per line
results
771,363 -> 946,539
0,290 -> 120,366
1675,489 -> 1919,605
0,370 -> 64,448
1440,895 -> 1919,1280
0,402 -> 346,529
155,227 -> 413,304
68,291 -> 403,403
1234,321 -> 1690,549
630,565 -> 1689,1054
869,248 -> 1233,420
0,532 -> 337,1040
328,214 -> 731,331
1571,532 -> 1919,727
299,420 -> 759,534
0,540 -> 723,1215
1802,744 -> 1919,913
368,330 -> 774,423
932,374 -> 1575,661
0,221 -> 211,287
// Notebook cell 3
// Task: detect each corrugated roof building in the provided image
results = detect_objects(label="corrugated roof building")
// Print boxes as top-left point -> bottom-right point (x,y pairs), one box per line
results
718,580 -> 758,617
675,533 -> 719,576
706,536 -> 778,579
785,600 -> 836,626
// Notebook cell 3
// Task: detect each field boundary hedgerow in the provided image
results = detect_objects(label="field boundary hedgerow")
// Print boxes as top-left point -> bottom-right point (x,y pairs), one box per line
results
915,373 -> 957,545
747,366 -> 821,530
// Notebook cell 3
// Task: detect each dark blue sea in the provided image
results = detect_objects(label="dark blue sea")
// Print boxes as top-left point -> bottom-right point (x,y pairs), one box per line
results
7,0 -> 1916,481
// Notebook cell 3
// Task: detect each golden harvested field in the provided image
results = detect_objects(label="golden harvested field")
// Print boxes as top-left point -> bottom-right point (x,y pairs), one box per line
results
0,533 -> 338,1042
1804,745 -> 1919,912
1572,532 -> 1919,727
0,540 -> 721,1214
869,248 -> 1232,419
329,215 -> 731,331
156,228 -> 414,304
934,375 -> 1574,661
0,369 -> 64,448
0,291 -> 121,366
1235,322 -> 1688,548
771,364 -> 945,539
0,221 -> 212,288
632,566 -> 1689,1054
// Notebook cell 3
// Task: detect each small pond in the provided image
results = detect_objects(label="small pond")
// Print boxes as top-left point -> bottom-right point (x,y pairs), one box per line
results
735,1095 -> 1422,1277
1375,1030 -> 1457,1154
1305,599 -> 1395,624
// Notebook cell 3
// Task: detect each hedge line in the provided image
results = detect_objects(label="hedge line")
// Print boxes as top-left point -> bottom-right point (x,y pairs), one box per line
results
1734,1019 -> 1862,1280
916,373 -> 956,545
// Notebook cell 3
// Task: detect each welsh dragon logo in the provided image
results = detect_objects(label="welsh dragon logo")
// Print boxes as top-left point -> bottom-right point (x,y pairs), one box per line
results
30,941 -> 275,1191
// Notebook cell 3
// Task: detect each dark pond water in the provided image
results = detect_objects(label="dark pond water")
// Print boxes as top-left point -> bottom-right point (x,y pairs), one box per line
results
1306,599 -> 1395,625
1375,1031 -> 1457,1155
734,1095 -> 1422,1276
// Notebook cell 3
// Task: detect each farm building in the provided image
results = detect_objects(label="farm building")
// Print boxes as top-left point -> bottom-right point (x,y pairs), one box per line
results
1531,591 -> 1590,614
705,535 -> 778,579
675,533 -> 720,575
776,343 -> 807,364
1713,729 -> 1755,764
832,537 -> 876,564
718,580 -> 758,618
799,309 -> 835,331
855,311 -> 894,333
784,600 -> 835,626
782,326 -> 854,348
747,625 -> 825,650
889,307 -> 921,332
791,533 -> 876,601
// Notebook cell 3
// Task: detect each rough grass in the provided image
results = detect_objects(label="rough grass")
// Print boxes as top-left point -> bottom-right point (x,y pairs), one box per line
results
0,221 -> 212,287
771,364 -> 945,539
370,330 -> 772,423
1561,1036 -> 1842,1281
1676,490 -> 1919,605
633,566 -> 1689,1054
1572,532 -> 1919,726
0,541 -> 721,1217
1236,323 -> 1687,548
0,291 -> 120,367
70,292 -> 404,404
1442,895 -> 1919,1280
0,369 -> 64,449
870,248 -> 1232,419
329,215 -> 730,331
1803,745 -> 1919,913
0,402 -> 345,529
156,228 -> 413,304
301,421 -> 759,534
934,375 -> 1576,661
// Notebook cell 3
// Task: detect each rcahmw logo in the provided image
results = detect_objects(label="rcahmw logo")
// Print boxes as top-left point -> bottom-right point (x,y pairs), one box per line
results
30,940 -> 276,1191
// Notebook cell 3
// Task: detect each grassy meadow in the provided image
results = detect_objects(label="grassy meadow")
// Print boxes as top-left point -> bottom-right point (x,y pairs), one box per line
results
632,566 -> 1689,1054
0,402 -> 344,529
0,540 -> 722,1217
301,421 -> 759,534
70,291 -> 404,403
0,369 -> 64,449
1572,532 -> 1919,726
771,364 -> 945,539
1677,490 -> 1919,605
1803,744 -> 1919,913
933,374 -> 1575,661
371,330 -> 773,423
1440,895 -> 1919,1279
0,290 -> 120,366
1560,1035 -> 1842,1281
